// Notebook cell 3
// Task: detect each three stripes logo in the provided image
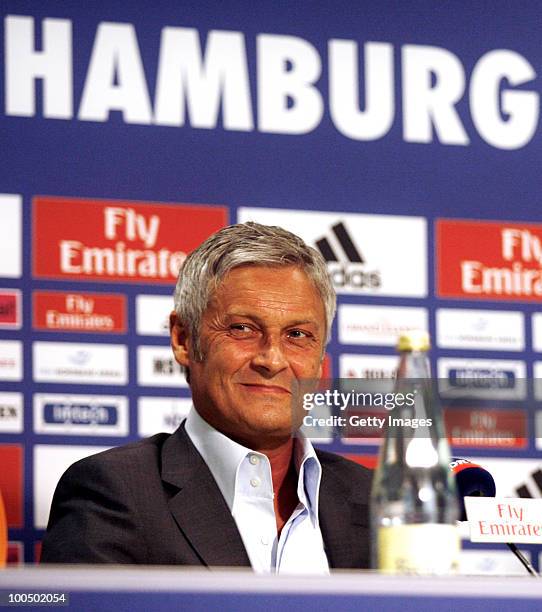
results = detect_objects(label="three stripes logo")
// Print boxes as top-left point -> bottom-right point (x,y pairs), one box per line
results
516,469 -> 542,499
315,222 -> 381,290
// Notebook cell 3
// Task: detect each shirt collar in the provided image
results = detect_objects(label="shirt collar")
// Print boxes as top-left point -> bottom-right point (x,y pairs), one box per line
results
185,407 -> 323,522
185,407 -> 250,511
294,433 -> 322,525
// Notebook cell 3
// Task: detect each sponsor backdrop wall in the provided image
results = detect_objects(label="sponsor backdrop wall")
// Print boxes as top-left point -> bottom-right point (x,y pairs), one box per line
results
1,1 -> 542,572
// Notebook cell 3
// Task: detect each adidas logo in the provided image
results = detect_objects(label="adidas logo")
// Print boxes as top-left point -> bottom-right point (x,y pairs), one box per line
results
315,221 -> 381,290
516,468 -> 542,499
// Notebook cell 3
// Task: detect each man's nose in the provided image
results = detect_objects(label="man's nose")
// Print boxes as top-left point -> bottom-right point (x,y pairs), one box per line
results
250,335 -> 288,375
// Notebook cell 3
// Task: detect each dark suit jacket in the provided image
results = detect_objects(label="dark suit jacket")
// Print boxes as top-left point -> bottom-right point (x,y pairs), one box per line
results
41,424 -> 372,568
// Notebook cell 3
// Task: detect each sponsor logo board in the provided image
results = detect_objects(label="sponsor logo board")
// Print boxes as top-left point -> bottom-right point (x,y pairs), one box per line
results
437,219 -> 542,302
533,313 -> 542,352
339,354 -> 398,380
535,412 -> 542,450
339,305 -> 428,346
0,290 -> 22,329
136,295 -> 172,336
33,291 -> 126,333
460,549 -> 531,576
137,345 -> 188,387
0,194 -> 22,278
436,309 -> 524,351
33,445 -> 110,528
33,341 -> 128,385
0,444 -> 23,528
534,407 -> 542,450
33,394 -> 128,436
33,197 -> 227,283
437,358 -> 526,399
238,208 -> 427,297
534,362 -> 542,401
0,340 -> 23,381
0,393 -> 23,434
445,408 -> 527,449
469,457 -> 542,499
138,397 -> 192,437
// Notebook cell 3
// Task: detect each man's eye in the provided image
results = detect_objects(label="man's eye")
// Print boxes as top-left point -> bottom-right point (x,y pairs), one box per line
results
230,324 -> 253,335
288,329 -> 309,339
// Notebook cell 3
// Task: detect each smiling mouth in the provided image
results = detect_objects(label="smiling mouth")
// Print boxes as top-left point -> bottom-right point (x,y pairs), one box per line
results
240,383 -> 291,394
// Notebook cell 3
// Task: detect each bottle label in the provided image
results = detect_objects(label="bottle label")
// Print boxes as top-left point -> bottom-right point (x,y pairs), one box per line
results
377,524 -> 459,574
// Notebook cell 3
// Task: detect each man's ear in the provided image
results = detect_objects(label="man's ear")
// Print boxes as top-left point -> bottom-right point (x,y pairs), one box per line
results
170,310 -> 191,367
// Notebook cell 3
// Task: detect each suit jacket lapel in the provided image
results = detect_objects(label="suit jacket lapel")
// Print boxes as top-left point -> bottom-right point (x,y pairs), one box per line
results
161,425 -> 251,568
318,459 -> 371,569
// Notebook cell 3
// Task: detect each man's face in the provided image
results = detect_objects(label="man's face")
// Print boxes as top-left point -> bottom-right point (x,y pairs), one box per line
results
171,265 -> 326,449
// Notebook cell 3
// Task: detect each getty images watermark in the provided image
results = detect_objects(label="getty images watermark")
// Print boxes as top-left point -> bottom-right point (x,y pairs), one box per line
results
301,386 -> 432,435
293,376 -> 532,443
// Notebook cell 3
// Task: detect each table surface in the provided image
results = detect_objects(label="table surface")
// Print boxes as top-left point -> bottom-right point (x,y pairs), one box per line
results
0,567 -> 541,611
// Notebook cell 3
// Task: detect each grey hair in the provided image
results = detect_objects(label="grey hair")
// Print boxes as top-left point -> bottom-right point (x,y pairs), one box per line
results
173,221 -> 336,360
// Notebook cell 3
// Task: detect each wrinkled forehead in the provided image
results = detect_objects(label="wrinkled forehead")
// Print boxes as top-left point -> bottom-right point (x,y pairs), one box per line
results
205,264 -> 325,317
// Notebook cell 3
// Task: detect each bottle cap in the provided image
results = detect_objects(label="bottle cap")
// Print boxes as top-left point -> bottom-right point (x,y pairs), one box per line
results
397,330 -> 430,352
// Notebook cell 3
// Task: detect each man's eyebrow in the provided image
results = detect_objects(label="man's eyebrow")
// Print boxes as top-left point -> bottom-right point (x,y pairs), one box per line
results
226,312 -> 319,327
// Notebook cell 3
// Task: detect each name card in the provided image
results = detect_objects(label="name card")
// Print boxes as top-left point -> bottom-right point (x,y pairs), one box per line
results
465,497 -> 542,543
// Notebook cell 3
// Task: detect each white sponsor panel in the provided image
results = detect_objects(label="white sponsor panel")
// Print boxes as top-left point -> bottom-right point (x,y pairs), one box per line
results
136,294 -> 172,336
437,358 -> 526,399
34,444 -> 110,528
339,305 -> 428,346
33,341 -> 128,385
533,313 -> 542,352
0,340 -> 23,381
534,362 -> 542,404
137,345 -> 188,387
465,497 -> 542,544
238,207 -> 427,297
33,393 -> 129,436
138,397 -> 192,437
436,309 -> 524,351
0,194 -> 22,278
0,392 -> 23,433
339,354 -> 398,380
459,549 -> 531,576
534,405 -> 542,450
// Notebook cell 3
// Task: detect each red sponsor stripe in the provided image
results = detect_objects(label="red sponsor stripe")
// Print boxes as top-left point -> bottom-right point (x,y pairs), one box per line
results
0,445 -> 23,528
33,291 -> 127,333
7,541 -> 23,565
0,294 -> 18,325
436,219 -> 542,302
34,541 -> 42,564
445,408 -> 528,449
33,197 -> 228,283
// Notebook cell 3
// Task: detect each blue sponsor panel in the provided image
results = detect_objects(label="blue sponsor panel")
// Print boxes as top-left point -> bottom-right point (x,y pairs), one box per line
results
43,402 -> 118,426
448,368 -> 516,390
34,394 -> 128,436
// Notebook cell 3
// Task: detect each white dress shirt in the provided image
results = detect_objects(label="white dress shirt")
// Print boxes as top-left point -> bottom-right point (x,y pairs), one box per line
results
185,407 -> 330,574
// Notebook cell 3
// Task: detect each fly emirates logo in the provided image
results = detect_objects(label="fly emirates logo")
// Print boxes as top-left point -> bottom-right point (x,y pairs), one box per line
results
463,229 -> 542,297
33,197 -> 227,283
60,207 -> 181,279
437,220 -> 542,302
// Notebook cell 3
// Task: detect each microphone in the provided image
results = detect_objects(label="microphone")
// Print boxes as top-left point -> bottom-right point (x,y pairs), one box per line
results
449,458 -> 496,521
449,458 -> 538,578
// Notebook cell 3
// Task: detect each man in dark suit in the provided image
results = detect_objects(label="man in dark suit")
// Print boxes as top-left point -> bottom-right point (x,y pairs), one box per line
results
41,222 -> 371,571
